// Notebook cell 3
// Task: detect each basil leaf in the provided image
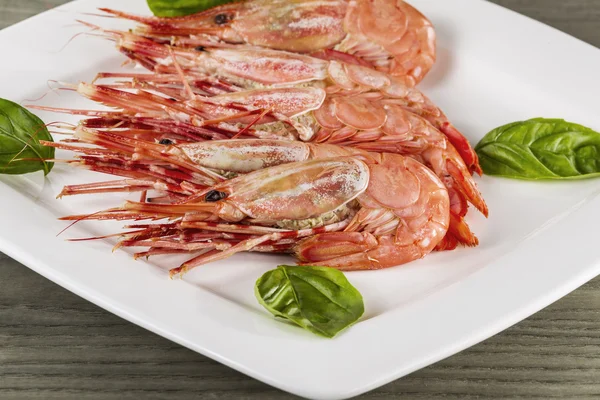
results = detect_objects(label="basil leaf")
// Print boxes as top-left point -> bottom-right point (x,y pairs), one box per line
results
147,0 -> 236,17
255,265 -> 364,338
0,98 -> 54,176
475,118 -> 600,180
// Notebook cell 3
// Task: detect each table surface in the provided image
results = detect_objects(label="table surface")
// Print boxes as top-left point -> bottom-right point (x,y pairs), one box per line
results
2,1 -> 600,399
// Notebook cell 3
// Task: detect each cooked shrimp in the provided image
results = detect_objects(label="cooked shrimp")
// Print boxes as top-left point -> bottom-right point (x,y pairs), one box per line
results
53,139 -> 449,275
99,0 -> 436,86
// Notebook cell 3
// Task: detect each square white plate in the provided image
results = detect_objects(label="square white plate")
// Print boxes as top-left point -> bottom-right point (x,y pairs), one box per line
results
2,0 -> 600,398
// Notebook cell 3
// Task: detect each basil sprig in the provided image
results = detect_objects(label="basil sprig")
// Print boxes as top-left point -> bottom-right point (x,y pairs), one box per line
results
0,98 -> 54,176
147,0 -> 236,17
255,265 -> 364,338
475,118 -> 600,180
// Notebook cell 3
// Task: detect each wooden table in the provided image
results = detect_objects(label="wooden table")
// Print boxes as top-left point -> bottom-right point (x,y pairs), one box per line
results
2,1 -> 600,399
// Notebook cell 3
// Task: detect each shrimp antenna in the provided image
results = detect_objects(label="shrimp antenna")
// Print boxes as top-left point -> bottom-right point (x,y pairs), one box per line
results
76,20 -> 119,42
50,19 -> 115,55
168,46 -> 196,100
67,229 -> 147,243
56,207 -> 121,237
48,8 -> 117,18
46,121 -> 77,129
23,80 -> 76,103
45,121 -> 77,136
50,30 -> 89,54
78,11 -> 118,19
231,107 -> 273,139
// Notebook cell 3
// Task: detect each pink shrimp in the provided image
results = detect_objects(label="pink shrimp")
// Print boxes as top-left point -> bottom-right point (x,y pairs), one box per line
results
92,30 -> 480,176
99,0 -> 436,86
54,140 -> 449,275
36,73 -> 484,249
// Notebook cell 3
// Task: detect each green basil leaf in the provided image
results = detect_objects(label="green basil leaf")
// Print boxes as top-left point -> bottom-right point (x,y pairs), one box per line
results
0,98 -> 54,176
475,118 -> 600,180
255,265 -> 364,338
147,0 -> 236,17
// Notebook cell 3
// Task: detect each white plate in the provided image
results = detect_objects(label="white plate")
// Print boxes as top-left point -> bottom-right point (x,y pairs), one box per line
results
2,0 -> 600,399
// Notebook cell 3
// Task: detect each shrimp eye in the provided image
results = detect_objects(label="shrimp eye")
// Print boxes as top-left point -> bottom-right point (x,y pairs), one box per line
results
205,190 -> 228,202
214,14 -> 229,25
159,138 -> 174,145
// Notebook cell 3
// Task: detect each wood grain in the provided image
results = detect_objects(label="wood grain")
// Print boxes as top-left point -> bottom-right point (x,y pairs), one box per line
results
2,1 -> 600,399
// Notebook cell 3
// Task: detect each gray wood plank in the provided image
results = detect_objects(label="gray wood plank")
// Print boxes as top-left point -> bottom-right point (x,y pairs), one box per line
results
0,0 -> 69,29
2,0 -> 600,399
